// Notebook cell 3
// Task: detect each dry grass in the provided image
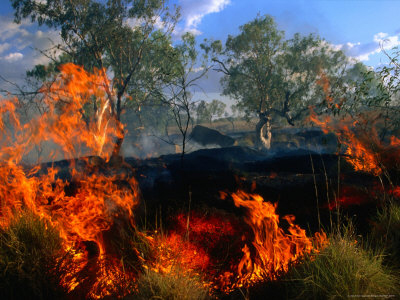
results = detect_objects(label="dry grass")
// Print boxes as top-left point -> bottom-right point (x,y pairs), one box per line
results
0,211 -> 70,300
371,200 -> 400,264
285,222 -> 399,299
132,267 -> 209,300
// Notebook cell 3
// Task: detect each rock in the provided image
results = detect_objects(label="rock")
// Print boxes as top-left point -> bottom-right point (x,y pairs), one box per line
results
190,125 -> 235,148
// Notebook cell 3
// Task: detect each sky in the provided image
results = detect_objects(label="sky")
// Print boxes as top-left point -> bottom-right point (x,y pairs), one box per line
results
1,0 -> 400,99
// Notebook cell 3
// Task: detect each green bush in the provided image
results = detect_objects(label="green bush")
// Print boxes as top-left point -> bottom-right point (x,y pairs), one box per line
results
0,211 -> 69,299
285,224 -> 399,299
133,268 -> 209,300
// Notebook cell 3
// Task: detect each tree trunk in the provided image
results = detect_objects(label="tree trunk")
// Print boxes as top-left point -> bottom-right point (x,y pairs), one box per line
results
112,98 -> 124,157
255,112 -> 272,150
112,127 -> 125,157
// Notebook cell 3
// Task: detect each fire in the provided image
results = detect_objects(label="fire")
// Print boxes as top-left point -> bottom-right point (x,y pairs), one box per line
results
216,190 -> 328,291
149,193 -> 328,294
309,109 -> 382,176
152,232 -> 211,274
0,63 -> 329,298
38,63 -> 123,160
148,211 -> 241,287
0,63 -> 139,298
326,186 -> 373,210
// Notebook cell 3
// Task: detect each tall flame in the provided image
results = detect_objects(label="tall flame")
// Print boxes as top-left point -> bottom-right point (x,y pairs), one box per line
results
0,63 -> 139,298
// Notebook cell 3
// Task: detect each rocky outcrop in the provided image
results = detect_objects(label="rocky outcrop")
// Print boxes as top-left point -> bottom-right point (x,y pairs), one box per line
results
190,125 -> 235,147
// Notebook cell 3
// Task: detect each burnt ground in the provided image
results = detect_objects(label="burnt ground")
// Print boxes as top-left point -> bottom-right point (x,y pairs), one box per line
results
124,146 -> 382,235
29,144 -> 394,299
33,143 -> 385,237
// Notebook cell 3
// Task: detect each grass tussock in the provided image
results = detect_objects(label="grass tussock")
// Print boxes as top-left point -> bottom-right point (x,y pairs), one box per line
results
133,267 -> 209,300
371,200 -> 400,264
285,223 -> 399,299
110,224 -> 153,272
0,211 -> 69,300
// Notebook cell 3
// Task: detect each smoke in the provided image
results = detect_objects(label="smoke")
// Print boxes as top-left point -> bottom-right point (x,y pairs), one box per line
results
121,134 -> 175,159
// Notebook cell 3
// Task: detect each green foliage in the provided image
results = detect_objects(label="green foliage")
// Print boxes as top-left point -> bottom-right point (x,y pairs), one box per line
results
205,14 -> 353,149
11,0 -> 185,155
214,14 -> 350,123
286,223 -> 399,299
12,0 -> 179,103
195,99 -> 226,124
0,211 -> 69,300
349,49 -> 400,141
133,268 -> 209,300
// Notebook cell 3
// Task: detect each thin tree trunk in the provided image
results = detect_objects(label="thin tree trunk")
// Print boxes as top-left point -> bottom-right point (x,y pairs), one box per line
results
112,96 -> 124,156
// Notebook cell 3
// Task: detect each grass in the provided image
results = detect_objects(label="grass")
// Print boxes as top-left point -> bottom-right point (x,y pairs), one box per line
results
0,210 -> 70,300
371,199 -> 400,264
284,222 -> 399,300
110,223 -> 153,272
132,267 -> 209,300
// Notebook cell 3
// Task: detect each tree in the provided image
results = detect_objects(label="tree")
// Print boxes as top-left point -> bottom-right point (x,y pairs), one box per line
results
163,32 -> 210,161
195,100 -> 209,124
211,14 -> 350,149
349,50 -> 400,141
195,99 -> 226,124
11,0 -> 180,156
208,99 -> 226,123
224,104 -> 239,131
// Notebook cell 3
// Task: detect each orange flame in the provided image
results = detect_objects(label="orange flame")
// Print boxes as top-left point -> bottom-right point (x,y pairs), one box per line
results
150,193 -> 328,294
217,190 -> 328,292
0,63 -> 330,297
309,108 -> 382,176
0,64 -> 139,298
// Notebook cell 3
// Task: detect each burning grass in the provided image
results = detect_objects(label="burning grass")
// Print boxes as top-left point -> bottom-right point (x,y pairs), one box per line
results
216,190 -> 328,293
2,62 -> 400,298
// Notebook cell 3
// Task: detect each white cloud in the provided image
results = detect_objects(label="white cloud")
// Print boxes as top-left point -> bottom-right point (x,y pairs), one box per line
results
0,16 -> 61,93
0,18 -> 30,42
177,0 -> 230,36
345,42 -> 361,49
374,32 -> 388,42
0,43 -> 11,54
3,52 -> 23,62
353,33 -> 400,62
330,32 -> 400,62
373,32 -> 400,50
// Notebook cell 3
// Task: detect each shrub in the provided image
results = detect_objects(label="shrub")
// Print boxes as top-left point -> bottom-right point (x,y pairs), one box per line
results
285,224 -> 399,299
133,267 -> 209,300
0,211 -> 69,299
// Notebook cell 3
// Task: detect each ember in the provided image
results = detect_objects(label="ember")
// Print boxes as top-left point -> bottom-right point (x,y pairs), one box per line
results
326,186 -> 373,210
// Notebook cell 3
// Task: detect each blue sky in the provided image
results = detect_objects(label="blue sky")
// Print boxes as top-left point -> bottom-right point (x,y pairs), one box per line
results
1,0 -> 400,95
